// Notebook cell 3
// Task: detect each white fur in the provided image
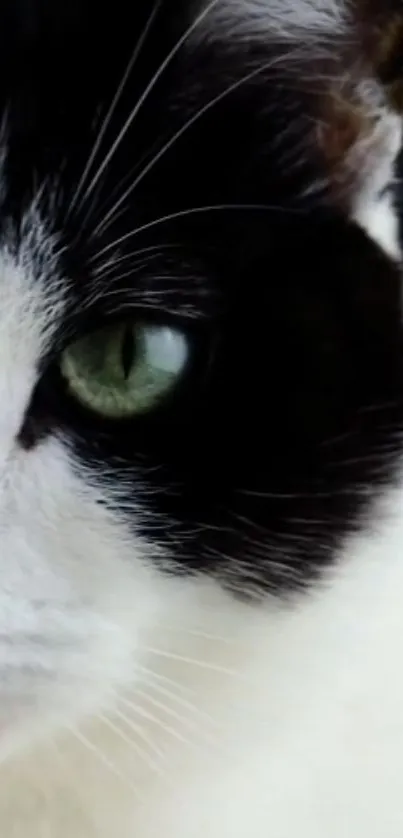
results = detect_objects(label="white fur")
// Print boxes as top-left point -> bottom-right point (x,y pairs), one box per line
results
353,111 -> 402,257
2,484 -> 403,837
0,198 -> 401,837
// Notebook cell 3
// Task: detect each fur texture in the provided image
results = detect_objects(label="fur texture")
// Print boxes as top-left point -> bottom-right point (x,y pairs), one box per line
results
0,1 -> 401,835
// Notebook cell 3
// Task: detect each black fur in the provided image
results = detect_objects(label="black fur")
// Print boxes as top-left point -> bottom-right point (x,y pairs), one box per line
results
6,0 -> 403,595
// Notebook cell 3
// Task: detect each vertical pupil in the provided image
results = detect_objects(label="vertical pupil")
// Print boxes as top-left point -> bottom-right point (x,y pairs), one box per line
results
121,327 -> 135,379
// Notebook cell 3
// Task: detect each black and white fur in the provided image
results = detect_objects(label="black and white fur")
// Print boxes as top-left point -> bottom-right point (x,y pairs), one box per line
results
0,0 -> 402,835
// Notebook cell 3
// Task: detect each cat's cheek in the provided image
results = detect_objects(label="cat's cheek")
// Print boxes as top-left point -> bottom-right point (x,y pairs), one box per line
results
0,435 -> 168,756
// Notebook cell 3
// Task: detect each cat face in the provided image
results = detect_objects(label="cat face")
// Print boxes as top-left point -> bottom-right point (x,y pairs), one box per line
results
0,0 -> 401,755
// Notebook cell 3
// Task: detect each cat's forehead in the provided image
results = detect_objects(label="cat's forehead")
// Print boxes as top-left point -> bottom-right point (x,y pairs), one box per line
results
0,0 -> 397,175
0,0 -> 397,600
0,0 -> 398,266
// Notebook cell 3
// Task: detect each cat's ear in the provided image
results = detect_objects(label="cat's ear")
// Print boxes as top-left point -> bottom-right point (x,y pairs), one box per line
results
206,1 -> 403,256
313,2 -> 403,255
292,2 -> 403,257
314,69 -> 401,258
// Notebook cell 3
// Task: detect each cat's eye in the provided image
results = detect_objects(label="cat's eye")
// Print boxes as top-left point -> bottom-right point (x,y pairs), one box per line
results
60,321 -> 189,418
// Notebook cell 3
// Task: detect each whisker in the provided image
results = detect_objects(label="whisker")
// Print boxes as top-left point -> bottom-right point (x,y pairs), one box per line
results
99,300 -> 198,319
93,242 -> 182,278
133,686 -> 216,741
95,51 -> 299,238
99,273 -> 200,289
116,695 -> 202,751
136,663 -> 197,696
93,264 -> 159,285
149,626 -> 234,643
137,665 -> 220,728
79,0 -> 222,212
67,725 -> 142,798
91,203 -> 285,262
68,0 -> 164,219
143,646 -> 244,677
116,692 -> 222,758
236,486 -> 356,500
110,703 -> 168,763
96,133 -> 167,216
97,710 -> 167,779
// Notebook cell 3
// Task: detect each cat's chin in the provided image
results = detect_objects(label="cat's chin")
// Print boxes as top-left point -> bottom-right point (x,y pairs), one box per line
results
0,709 -> 83,768
0,712 -> 47,764
0,687 -> 101,765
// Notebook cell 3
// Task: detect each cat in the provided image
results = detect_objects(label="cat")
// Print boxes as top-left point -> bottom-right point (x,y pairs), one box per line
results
0,0 -> 402,835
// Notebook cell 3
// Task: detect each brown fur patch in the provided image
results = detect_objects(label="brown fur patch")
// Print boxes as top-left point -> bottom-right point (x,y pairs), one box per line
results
313,2 -> 403,204
318,89 -> 370,168
358,3 -> 403,108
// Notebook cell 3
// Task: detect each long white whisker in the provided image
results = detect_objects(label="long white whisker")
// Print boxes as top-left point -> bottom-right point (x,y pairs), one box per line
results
97,133 -> 165,213
68,0 -> 164,219
136,663 -> 197,696
134,686 -> 216,741
152,625 -> 235,643
143,646 -> 244,677
98,301 -> 197,319
99,272 -> 200,289
110,704 -> 168,763
97,710 -> 167,779
79,0 -> 221,211
138,666 -> 220,727
67,725 -> 142,797
93,243 -> 181,278
94,258 -> 165,283
91,203 -> 281,262
116,695 -> 209,753
94,53 -> 295,238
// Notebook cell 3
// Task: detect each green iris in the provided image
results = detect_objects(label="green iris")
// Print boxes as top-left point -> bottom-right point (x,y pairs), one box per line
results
60,322 -> 188,418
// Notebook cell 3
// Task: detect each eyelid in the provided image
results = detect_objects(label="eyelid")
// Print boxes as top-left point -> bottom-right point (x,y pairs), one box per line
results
67,303 -> 206,344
